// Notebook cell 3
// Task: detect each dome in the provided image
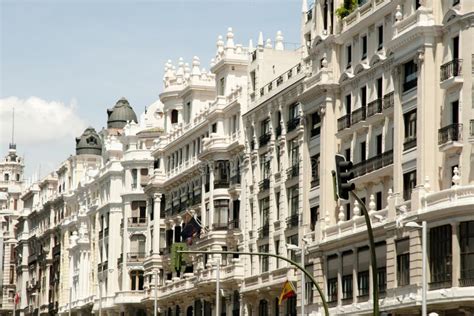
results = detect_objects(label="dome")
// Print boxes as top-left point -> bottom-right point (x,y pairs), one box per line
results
75,127 -> 102,156
107,97 -> 138,129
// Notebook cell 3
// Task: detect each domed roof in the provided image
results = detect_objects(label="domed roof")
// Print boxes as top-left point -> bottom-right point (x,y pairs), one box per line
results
75,127 -> 102,156
107,97 -> 138,129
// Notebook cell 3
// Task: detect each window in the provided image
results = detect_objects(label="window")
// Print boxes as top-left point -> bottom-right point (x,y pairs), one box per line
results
287,235 -> 299,261
261,119 -> 270,135
289,139 -> 299,167
310,154 -> 320,187
376,242 -> 387,294
451,100 -> 459,124
376,77 -> 383,99
361,35 -> 367,59
214,199 -> 229,228
310,112 -> 321,137
376,191 -> 382,210
403,60 -> 418,92
310,205 -> 319,231
305,264 -> 314,304
415,0 -> 421,9
260,153 -> 271,180
376,134 -> 383,155
275,240 -> 281,268
360,86 -> 367,108
219,77 -> 225,96
275,192 -> 280,220
327,255 -> 338,302
460,221 -> 474,285
289,103 -> 299,120
360,141 -> 366,162
357,246 -> 369,297
345,94 -> 352,114
259,197 -> 270,227
403,170 -> 416,200
453,0 -> 460,5
396,239 -> 410,286
404,110 -> 417,149
171,109 -> 179,124
377,25 -> 383,50
259,244 -> 269,273
342,251 -> 353,301
346,44 -> 352,68
250,71 -> 256,91
211,123 -> 217,133
288,186 -> 299,216
185,102 -> 191,123
430,225 -> 452,288
344,147 -> 351,161
130,270 -> 144,290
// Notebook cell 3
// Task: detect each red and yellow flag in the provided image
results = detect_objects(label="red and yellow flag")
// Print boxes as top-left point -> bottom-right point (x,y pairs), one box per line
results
278,280 -> 296,305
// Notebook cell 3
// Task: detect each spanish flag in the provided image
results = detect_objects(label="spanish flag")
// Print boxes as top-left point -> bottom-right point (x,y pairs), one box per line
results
278,280 -> 297,305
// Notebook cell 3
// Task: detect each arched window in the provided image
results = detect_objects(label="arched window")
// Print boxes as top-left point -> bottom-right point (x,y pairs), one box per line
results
130,270 -> 144,290
258,300 -> 268,316
4,173 -> 9,181
171,109 -> 179,124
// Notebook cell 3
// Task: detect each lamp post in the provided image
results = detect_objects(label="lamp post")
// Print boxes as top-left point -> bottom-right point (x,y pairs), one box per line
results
287,238 -> 309,316
405,221 -> 427,316
212,258 -> 221,316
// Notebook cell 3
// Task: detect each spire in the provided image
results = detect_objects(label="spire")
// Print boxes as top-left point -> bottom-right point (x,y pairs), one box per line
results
301,0 -> 308,13
226,27 -> 235,49
257,32 -> 264,48
248,39 -> 254,51
216,35 -> 224,56
191,56 -> 201,78
275,31 -> 284,51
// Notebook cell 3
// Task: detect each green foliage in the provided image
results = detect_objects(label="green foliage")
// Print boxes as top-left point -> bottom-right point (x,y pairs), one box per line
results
335,0 -> 358,19
171,243 -> 187,272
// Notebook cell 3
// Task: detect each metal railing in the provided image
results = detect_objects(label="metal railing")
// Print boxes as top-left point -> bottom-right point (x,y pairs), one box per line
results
367,99 -> 382,117
128,217 -> 147,227
440,58 -> 462,81
287,117 -> 301,133
52,244 -> 60,256
275,125 -> 282,138
311,177 -> 320,188
286,164 -> 299,179
403,137 -> 417,151
228,219 -> 240,230
438,123 -> 462,145
259,133 -> 271,147
127,252 -> 146,262
337,114 -> 351,131
230,174 -> 241,185
214,179 -> 230,189
351,106 -> 366,124
258,224 -> 270,239
352,150 -> 393,178
403,79 -> 417,92
383,92 -> 394,109
259,178 -> 270,191
286,214 -> 299,228
212,223 -> 228,231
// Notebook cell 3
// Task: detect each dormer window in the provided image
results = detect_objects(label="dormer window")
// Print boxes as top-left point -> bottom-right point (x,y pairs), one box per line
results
86,136 -> 97,146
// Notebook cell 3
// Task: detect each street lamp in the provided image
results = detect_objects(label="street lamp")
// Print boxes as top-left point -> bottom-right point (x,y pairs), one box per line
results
404,221 -> 427,316
287,238 -> 310,316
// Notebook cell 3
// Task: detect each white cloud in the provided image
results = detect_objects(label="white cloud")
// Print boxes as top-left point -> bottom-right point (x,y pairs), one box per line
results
0,96 -> 87,144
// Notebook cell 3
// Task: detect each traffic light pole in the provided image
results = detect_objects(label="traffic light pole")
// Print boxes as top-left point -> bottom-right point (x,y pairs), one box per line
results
350,191 -> 379,316
177,250 -> 329,316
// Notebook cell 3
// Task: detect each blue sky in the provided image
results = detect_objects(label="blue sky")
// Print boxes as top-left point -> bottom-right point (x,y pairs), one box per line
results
0,0 -> 302,178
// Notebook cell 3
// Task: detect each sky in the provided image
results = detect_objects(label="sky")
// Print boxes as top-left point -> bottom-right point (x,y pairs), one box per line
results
0,0 -> 303,179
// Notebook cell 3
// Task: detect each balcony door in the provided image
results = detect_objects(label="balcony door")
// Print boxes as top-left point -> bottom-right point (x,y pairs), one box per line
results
452,100 -> 459,124
453,36 -> 459,60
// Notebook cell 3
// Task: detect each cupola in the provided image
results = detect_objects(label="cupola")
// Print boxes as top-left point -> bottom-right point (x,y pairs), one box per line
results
75,127 -> 102,156
107,97 -> 138,129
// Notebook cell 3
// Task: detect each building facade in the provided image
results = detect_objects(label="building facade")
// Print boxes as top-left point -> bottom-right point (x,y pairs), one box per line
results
7,0 -> 474,315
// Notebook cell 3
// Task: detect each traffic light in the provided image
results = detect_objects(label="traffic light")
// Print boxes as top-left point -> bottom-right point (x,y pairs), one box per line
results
334,154 -> 355,200
171,243 -> 187,272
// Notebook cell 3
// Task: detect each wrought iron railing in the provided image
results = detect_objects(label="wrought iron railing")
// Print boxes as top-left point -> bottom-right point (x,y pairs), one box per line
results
440,58 -> 462,81
259,133 -> 271,147
127,252 -> 146,262
337,114 -> 351,131
352,150 -> 393,178
403,137 -> 417,151
367,99 -> 382,117
438,123 -> 462,145
351,106 -> 366,124
259,178 -> 270,191
258,224 -> 270,239
214,179 -> 230,189
287,117 -> 301,133
128,217 -> 147,227
286,164 -> 299,179
383,92 -> 394,109
286,214 -> 299,228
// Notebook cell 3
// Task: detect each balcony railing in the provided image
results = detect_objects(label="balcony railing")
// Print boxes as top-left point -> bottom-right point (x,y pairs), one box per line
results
383,92 -> 394,110
259,178 -> 270,191
429,279 -> 452,290
403,137 -> 417,151
286,164 -> 299,179
228,219 -> 240,230
351,107 -> 366,124
127,252 -> 146,262
230,174 -> 241,185
214,179 -> 230,189
460,276 -> 474,287
377,267 -> 387,295
367,99 -> 382,117
275,125 -> 282,138
440,59 -> 462,82
128,217 -> 147,227
352,150 -> 393,178
259,133 -> 271,147
212,223 -> 228,231
287,117 -> 300,133
311,177 -> 320,188
438,123 -> 462,145
403,79 -> 417,92
28,254 -> 38,265
52,244 -> 60,256
258,224 -> 270,239
286,214 -> 299,229
337,114 -> 351,131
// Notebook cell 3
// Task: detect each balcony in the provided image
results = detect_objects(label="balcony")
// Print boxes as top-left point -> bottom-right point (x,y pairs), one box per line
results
429,279 -> 452,290
228,219 -> 240,230
311,177 -> 320,188
259,133 -> 271,147
438,123 -> 462,145
383,92 -> 394,110
337,114 -> 351,131
192,194 -> 202,206
128,217 -> 147,227
287,117 -> 300,133
259,178 -> 270,191
286,164 -> 299,179
230,174 -> 241,185
286,214 -> 299,229
214,179 -> 229,189
352,150 -> 393,178
403,137 -> 417,151
258,224 -> 270,239
97,260 -> 108,271
403,79 -> 417,92
440,59 -> 462,83
351,106 -> 366,124
52,244 -> 60,256
127,252 -> 146,262
212,223 -> 228,231
460,277 -> 474,287
367,99 -> 382,117
28,253 -> 38,265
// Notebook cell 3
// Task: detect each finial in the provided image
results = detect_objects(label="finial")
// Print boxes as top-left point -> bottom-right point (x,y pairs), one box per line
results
265,38 -> 272,49
226,27 -> 235,49
248,39 -> 254,51
369,194 -> 376,214
210,58 -> 216,67
191,56 -> 201,78
216,35 -> 224,55
452,167 -> 460,187
321,53 -> 328,68
338,205 -> 345,223
395,5 -> 403,22
258,32 -> 264,47
275,31 -> 284,51
353,200 -> 360,217
184,62 -> 191,80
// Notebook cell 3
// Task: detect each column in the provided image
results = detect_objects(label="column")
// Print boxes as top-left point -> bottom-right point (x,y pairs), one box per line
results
153,194 -> 161,253
391,66 -> 404,194
451,222 -> 460,287
209,161 -> 215,228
